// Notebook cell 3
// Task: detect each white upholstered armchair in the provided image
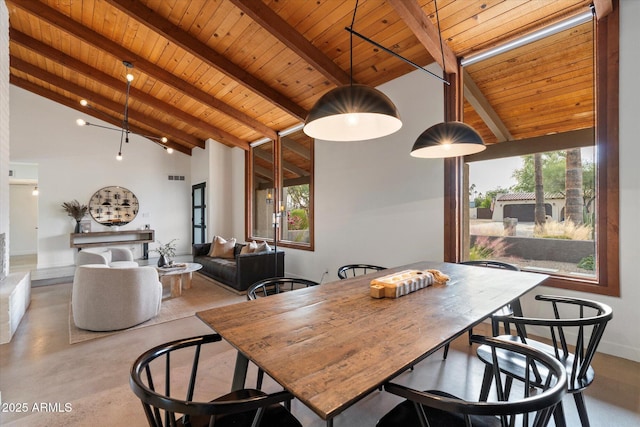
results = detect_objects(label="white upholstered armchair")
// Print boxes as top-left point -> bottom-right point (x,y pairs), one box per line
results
75,247 -> 138,268
72,264 -> 162,331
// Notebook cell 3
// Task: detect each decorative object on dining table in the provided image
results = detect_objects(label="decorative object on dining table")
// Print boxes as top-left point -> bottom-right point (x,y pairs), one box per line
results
62,199 -> 89,233
370,269 -> 449,299
150,239 -> 177,267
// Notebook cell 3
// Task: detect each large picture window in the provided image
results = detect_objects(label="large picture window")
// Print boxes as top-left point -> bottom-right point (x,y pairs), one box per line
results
445,7 -> 619,296
247,129 -> 314,250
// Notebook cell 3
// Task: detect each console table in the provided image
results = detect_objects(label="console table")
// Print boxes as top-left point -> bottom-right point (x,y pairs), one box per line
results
70,229 -> 155,249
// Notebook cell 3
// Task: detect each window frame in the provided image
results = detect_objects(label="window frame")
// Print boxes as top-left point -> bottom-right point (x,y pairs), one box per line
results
246,134 -> 315,251
444,7 -> 619,296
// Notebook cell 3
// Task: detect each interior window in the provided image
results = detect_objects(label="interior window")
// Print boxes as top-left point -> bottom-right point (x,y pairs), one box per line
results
248,130 -> 314,250
250,140 -> 275,241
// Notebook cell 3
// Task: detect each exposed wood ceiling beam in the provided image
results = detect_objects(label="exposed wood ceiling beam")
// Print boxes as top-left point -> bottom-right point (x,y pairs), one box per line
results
388,0 -> 458,75
9,0 -> 275,143
227,0 -> 351,87
463,69 -> 513,143
465,128 -> 595,162
9,57 -> 200,153
104,0 -> 308,121
10,31 -> 208,150
254,165 -> 273,180
9,75 -> 193,156
281,162 -> 310,178
253,147 -> 309,177
593,0 -> 613,19
281,137 -> 311,160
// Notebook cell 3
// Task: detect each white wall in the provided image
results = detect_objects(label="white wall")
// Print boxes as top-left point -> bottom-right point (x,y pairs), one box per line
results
9,86 -> 192,267
0,1 -> 10,278
190,140 -> 245,243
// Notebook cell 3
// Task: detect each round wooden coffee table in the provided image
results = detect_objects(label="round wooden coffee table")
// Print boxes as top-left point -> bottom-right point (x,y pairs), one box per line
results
157,262 -> 203,298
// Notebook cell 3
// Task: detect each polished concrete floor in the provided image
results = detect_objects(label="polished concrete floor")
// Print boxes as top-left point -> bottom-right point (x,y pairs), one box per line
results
1,271 -> 639,426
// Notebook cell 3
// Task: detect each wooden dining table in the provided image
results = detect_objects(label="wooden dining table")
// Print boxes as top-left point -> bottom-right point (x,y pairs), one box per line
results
196,260 -> 548,425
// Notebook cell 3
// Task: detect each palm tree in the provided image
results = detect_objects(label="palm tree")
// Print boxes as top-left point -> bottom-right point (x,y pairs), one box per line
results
565,148 -> 584,225
534,153 -> 546,226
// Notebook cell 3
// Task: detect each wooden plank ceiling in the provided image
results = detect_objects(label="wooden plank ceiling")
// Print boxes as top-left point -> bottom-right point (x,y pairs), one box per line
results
7,0 -> 598,156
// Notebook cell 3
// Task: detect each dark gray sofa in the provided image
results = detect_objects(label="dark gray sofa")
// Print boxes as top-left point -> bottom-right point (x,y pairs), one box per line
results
192,242 -> 284,292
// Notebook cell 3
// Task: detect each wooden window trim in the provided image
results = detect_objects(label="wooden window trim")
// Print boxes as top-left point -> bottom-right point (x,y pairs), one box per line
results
245,136 -> 315,252
444,5 -> 620,296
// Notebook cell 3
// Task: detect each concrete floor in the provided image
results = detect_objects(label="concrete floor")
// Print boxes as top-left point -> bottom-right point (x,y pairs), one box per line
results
1,273 -> 639,426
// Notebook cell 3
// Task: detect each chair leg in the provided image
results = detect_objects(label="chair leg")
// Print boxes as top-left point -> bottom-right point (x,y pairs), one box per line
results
553,401 -> 567,427
573,392 -> 591,427
479,365 -> 493,401
468,328 -> 473,345
492,317 -> 501,336
257,368 -> 264,390
442,343 -> 450,360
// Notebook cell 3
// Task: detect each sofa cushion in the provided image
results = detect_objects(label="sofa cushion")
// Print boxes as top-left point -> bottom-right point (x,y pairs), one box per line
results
254,241 -> 272,253
209,236 -> 236,259
240,241 -> 258,255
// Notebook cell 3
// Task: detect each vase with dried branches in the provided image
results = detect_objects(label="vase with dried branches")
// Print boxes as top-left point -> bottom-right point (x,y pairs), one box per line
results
62,200 -> 88,233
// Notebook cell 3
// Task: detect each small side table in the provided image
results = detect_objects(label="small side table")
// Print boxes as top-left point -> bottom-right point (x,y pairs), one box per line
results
157,262 -> 203,298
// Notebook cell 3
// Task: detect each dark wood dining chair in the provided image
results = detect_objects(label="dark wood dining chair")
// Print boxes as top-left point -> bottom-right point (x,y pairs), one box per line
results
247,277 -> 320,300
441,260 -> 520,359
129,334 -> 302,427
377,335 -> 567,427
337,264 -> 386,280
246,277 -> 319,389
476,295 -> 613,427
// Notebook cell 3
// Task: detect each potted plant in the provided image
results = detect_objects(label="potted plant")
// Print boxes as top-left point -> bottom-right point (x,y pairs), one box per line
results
62,200 -> 89,233
150,239 -> 177,267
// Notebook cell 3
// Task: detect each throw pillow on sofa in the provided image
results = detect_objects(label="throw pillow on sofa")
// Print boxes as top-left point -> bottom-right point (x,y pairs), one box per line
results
209,236 -> 236,259
240,240 -> 259,255
254,241 -> 272,253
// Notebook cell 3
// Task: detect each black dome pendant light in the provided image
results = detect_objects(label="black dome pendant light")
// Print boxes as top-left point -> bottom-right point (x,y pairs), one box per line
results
303,0 -> 402,142
410,0 -> 485,158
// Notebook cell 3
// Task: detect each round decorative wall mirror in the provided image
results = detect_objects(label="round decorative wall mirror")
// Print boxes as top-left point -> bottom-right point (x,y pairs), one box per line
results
88,186 -> 139,226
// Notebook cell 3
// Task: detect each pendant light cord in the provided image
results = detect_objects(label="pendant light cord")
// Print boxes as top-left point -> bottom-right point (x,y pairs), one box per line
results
434,0 -> 445,75
349,0 -> 360,87
343,0 -> 449,85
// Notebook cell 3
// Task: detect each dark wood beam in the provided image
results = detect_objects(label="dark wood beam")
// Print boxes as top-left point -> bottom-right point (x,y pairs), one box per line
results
227,0 -> 350,86
464,128 -> 595,162
104,0 -> 308,121
462,69 -> 512,142
281,137 -> 311,160
388,0 -> 458,75
9,75 -> 193,156
9,0 -> 276,142
10,30 -> 208,149
10,61 -> 195,154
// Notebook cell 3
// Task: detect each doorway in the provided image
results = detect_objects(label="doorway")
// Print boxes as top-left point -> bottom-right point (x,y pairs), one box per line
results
192,183 -> 206,245
9,182 -> 38,271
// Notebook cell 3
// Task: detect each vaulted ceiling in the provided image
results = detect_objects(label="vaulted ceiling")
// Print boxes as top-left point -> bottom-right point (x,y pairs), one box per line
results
7,0 -> 609,156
